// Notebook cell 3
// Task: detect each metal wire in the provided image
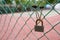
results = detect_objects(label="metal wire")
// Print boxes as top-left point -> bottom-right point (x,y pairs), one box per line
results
13,11 -> 38,40
0,0 -> 60,40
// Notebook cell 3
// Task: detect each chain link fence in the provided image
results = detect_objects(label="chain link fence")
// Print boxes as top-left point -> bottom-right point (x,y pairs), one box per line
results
0,0 -> 60,40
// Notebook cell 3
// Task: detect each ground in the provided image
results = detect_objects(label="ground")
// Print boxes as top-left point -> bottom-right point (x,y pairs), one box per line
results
0,10 -> 60,40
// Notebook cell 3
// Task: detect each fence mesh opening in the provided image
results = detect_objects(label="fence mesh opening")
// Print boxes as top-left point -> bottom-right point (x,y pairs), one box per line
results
0,0 -> 60,40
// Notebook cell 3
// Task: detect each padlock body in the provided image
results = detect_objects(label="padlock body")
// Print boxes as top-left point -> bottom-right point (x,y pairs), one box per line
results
35,25 -> 44,32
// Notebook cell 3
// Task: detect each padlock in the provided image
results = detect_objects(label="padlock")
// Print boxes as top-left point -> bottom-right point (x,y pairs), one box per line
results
35,19 -> 44,32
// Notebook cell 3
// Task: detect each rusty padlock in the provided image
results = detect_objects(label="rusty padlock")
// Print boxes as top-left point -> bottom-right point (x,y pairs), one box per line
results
35,19 -> 44,32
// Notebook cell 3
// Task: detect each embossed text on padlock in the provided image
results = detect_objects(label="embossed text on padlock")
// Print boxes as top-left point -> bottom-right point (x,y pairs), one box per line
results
35,19 -> 44,32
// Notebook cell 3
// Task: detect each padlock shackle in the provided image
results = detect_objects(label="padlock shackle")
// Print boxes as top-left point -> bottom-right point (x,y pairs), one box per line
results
36,19 -> 43,26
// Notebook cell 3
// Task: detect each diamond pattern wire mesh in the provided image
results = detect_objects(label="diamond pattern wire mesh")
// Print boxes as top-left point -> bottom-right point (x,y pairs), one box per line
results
0,0 -> 60,40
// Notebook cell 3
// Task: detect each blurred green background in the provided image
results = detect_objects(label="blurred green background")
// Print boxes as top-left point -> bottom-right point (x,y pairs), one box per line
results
0,0 -> 60,14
